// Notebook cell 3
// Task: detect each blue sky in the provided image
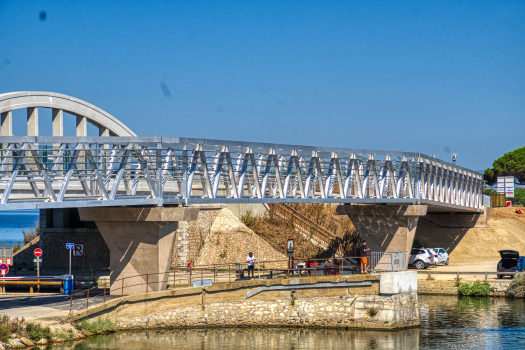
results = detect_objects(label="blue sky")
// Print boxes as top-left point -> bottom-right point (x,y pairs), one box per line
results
0,0 -> 524,171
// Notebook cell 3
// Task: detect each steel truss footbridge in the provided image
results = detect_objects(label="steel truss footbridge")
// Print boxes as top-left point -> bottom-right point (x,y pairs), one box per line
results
0,92 -> 483,212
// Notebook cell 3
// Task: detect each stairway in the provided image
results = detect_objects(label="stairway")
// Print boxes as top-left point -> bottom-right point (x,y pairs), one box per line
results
268,203 -> 353,259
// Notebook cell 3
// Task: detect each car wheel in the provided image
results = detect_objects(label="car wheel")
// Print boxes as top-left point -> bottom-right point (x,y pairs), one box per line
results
445,259 -> 449,266
414,260 -> 425,270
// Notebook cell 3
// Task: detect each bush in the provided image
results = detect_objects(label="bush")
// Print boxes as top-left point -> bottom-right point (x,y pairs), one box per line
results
26,322 -> 52,342
458,280 -> 491,296
76,318 -> 117,333
506,273 -> 525,298
0,315 -> 26,342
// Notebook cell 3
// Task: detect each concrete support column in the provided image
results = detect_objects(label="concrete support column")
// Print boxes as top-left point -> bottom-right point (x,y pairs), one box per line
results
336,205 -> 428,260
76,116 -> 87,136
1,111 -> 13,136
99,127 -> 110,136
27,107 -> 38,136
78,207 -> 199,295
52,109 -> 63,136
174,221 -> 189,267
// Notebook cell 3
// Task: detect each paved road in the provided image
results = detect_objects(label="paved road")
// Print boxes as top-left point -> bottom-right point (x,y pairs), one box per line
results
0,291 -> 119,320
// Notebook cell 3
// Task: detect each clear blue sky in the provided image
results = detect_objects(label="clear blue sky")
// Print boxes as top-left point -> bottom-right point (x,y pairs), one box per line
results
1,0 -> 524,171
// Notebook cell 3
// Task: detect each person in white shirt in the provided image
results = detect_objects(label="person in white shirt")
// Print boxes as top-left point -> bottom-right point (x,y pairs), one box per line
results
246,252 -> 255,278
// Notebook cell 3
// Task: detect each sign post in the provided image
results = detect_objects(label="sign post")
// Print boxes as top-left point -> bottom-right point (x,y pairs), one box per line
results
287,238 -> 294,269
34,248 -> 42,293
66,243 -> 74,275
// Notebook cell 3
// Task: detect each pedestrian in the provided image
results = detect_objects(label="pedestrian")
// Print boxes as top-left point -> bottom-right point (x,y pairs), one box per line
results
246,252 -> 255,278
360,240 -> 370,273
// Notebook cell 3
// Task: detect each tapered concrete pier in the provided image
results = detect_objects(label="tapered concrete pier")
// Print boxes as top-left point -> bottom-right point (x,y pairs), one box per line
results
78,207 -> 199,295
337,205 -> 428,261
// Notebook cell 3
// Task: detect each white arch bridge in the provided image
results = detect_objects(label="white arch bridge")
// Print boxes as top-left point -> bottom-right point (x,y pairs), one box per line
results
0,92 -> 483,212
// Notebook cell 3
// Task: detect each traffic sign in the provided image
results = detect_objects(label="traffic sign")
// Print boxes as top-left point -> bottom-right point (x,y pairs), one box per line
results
0,263 -> 8,276
72,243 -> 84,257
34,248 -> 42,257
287,238 -> 294,258
66,243 -> 74,249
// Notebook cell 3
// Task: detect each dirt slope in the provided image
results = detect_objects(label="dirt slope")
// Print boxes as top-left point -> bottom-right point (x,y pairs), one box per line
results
416,207 -> 525,264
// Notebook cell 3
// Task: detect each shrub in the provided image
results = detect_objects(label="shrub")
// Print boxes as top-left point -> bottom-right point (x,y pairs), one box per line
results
76,318 -> 117,333
454,276 -> 462,287
506,273 -> 525,298
458,280 -> 491,296
366,307 -> 379,317
26,322 -> 52,342
240,210 -> 258,228
0,315 -> 10,342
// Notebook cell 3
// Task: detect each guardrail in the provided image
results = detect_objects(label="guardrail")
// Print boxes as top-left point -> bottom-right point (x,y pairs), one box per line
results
418,270 -> 519,281
0,276 -> 64,293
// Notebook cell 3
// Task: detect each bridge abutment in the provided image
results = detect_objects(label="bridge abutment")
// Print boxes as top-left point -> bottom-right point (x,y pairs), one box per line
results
78,207 -> 199,295
336,205 -> 428,260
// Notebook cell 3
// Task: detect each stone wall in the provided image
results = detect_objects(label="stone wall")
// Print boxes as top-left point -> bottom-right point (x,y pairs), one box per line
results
14,209 -> 109,271
76,276 -> 419,330
418,279 -> 509,297
116,292 -> 419,330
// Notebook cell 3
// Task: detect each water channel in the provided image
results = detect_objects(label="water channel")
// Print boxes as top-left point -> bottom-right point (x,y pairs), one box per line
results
53,295 -> 525,350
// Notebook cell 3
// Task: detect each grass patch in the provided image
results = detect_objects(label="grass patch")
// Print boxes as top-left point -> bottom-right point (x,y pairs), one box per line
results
506,273 -> 525,298
0,315 -> 27,342
26,322 -> 52,342
76,318 -> 117,333
454,276 -> 462,287
458,280 -> 492,296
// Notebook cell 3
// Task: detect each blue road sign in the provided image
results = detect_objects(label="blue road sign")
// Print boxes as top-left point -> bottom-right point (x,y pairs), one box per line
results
0,263 -> 8,275
66,243 -> 74,249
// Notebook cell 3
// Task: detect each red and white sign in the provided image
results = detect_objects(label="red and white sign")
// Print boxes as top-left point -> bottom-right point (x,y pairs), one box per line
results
0,258 -> 12,266
34,248 -> 42,257
72,243 -> 85,257
0,264 -> 8,276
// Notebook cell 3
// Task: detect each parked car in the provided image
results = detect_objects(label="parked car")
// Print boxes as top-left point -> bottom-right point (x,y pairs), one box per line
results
426,248 -> 439,267
409,248 -> 431,269
497,250 -> 525,279
433,248 -> 449,265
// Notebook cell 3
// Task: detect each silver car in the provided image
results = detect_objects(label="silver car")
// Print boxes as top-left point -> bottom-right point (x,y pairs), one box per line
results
409,248 -> 431,269
433,248 -> 449,265
426,248 -> 439,267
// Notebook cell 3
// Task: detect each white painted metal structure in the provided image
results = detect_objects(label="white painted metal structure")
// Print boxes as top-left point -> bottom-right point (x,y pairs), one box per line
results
0,92 -> 483,211
0,137 -> 483,211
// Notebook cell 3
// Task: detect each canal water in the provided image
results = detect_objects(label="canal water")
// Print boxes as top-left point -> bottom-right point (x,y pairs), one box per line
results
54,295 -> 525,350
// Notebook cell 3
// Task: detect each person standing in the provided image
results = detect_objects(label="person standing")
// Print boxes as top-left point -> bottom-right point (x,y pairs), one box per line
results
246,252 -> 255,278
360,240 -> 370,273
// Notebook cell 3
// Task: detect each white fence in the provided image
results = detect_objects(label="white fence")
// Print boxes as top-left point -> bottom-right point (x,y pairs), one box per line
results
370,251 -> 408,272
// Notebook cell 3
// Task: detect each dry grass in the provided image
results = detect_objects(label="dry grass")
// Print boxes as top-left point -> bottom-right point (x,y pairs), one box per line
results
248,204 -> 360,259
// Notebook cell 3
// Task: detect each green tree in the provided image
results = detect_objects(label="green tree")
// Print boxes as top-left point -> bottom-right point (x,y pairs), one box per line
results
485,146 -> 525,184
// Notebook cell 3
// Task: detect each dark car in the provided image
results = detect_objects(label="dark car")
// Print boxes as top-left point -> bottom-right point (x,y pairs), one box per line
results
497,250 -> 525,279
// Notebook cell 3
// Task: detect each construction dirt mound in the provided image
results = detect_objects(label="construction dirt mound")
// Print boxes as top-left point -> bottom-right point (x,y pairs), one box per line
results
416,207 -> 525,264
195,209 -> 286,268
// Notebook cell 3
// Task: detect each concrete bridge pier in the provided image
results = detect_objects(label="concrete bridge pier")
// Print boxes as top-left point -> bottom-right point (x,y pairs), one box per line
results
336,205 -> 428,261
78,207 -> 199,295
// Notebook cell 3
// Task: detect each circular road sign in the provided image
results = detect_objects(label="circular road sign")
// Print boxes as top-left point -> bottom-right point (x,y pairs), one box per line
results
0,263 -> 8,275
34,248 -> 43,257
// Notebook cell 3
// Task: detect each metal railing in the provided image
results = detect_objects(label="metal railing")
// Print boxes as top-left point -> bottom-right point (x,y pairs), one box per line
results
370,251 -> 408,272
66,257 -> 364,315
0,137 -> 483,210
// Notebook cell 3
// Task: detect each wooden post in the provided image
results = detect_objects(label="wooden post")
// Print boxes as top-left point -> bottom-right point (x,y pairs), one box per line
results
146,274 -> 149,294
